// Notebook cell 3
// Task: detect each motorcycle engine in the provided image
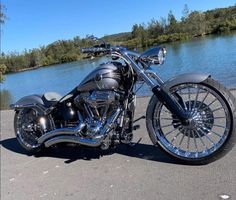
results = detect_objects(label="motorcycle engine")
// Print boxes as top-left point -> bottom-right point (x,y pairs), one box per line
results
74,90 -> 121,137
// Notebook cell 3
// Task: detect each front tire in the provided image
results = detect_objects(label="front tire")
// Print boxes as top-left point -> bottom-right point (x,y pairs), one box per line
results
146,78 -> 236,164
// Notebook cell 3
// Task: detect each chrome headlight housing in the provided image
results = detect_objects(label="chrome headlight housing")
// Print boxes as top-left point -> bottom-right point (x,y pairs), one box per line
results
139,46 -> 167,67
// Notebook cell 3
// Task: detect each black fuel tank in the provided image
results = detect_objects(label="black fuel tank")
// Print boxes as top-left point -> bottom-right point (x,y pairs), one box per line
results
77,62 -> 122,92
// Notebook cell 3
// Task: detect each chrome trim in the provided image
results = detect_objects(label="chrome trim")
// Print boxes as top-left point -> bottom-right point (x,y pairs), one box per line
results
40,107 -> 122,148
38,122 -> 86,144
44,135 -> 104,148
11,103 -> 46,111
112,50 -> 157,88
145,69 -> 164,85
122,50 -> 157,88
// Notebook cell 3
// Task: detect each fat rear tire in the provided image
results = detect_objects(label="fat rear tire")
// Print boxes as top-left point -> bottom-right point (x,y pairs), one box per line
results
14,110 -> 44,154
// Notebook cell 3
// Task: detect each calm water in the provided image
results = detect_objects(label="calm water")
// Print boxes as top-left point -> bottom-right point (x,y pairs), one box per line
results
1,33 -> 236,109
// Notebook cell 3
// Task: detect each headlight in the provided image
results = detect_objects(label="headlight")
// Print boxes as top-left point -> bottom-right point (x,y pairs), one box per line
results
157,47 -> 167,65
139,46 -> 167,67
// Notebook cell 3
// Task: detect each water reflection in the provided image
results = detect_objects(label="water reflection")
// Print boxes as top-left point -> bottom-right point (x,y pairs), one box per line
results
1,33 -> 236,110
169,42 -> 181,56
0,89 -> 13,110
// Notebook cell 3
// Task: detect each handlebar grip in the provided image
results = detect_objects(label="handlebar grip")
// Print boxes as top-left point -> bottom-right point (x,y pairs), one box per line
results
81,47 -> 110,54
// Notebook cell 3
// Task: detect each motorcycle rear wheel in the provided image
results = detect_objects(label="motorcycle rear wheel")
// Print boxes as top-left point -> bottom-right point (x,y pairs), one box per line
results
14,107 -> 51,153
146,78 -> 236,164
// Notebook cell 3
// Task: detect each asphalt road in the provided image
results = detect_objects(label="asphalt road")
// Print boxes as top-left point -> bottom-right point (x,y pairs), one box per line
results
1,90 -> 236,200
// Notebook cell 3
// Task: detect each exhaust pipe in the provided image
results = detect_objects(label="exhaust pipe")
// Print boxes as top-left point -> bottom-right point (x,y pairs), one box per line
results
44,135 -> 104,148
38,122 -> 86,144
38,121 -> 103,148
38,108 -> 121,148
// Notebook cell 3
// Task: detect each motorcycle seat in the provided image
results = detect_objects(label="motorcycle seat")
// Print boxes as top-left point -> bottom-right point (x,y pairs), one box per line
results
42,92 -> 62,107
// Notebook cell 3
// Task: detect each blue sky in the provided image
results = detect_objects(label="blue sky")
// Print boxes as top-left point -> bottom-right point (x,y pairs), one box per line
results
2,0 -> 236,53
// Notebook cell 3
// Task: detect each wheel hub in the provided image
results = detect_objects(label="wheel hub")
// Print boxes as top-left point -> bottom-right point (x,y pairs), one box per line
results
175,101 -> 214,138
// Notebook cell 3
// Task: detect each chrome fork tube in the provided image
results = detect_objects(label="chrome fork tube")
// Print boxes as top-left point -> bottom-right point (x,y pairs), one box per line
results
120,51 -> 189,121
124,54 -> 156,87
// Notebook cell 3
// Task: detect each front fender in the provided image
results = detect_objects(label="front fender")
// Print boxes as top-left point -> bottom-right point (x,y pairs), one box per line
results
10,94 -> 45,110
162,73 -> 210,90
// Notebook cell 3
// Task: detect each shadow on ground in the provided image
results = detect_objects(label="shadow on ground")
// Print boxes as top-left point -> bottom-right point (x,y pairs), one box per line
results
1,137 -> 183,165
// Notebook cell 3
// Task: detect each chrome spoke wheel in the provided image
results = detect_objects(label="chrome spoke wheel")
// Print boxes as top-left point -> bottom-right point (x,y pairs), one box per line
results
15,108 -> 44,149
153,83 -> 231,159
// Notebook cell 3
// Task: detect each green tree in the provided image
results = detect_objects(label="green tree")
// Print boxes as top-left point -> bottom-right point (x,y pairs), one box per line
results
167,11 -> 179,33
181,4 -> 190,21
131,23 -> 147,47
0,2 -> 7,82
0,2 -> 6,53
0,2 -> 6,82
0,63 -> 6,82
186,11 -> 206,36
147,18 -> 164,38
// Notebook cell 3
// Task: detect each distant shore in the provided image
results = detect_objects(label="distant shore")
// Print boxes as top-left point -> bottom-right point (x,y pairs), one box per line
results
1,88 -> 236,111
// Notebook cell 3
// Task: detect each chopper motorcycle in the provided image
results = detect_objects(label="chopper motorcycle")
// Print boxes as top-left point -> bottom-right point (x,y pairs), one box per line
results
11,37 -> 236,164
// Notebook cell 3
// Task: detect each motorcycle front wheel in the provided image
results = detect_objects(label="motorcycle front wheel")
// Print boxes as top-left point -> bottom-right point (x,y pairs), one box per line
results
146,78 -> 236,164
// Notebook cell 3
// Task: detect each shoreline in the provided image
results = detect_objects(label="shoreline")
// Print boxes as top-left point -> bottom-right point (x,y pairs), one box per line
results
4,32 -> 236,75
1,88 -> 236,111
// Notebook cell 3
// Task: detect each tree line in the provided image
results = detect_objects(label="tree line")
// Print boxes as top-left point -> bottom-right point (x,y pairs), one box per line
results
122,4 -> 236,48
1,4 -> 236,82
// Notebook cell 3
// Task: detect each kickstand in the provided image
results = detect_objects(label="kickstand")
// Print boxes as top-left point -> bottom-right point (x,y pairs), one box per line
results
128,137 -> 142,147
133,115 -> 145,123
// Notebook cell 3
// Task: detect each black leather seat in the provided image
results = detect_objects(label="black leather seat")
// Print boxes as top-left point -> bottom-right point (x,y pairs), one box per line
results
42,92 -> 62,107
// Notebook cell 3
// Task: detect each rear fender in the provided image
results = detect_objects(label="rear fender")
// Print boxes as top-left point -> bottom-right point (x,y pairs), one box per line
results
10,94 -> 46,111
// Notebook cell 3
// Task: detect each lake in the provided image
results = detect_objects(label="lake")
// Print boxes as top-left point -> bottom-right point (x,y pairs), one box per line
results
1,33 -> 236,109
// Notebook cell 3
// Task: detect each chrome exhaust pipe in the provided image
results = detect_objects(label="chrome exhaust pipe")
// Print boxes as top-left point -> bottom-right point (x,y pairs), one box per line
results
39,108 -> 121,148
38,122 -> 86,144
44,135 -> 103,148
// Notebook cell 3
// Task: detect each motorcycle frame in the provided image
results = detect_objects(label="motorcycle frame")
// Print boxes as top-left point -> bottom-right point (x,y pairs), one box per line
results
110,47 -> 190,122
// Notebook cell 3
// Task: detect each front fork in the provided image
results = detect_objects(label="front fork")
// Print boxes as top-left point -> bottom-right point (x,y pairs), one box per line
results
152,86 -> 189,122
121,51 -> 189,122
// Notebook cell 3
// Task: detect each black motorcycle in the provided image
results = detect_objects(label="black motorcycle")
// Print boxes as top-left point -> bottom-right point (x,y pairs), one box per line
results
11,37 -> 236,164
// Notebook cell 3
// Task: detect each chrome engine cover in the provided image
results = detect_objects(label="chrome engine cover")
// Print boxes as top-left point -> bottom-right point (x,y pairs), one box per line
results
74,90 -> 121,138
74,90 -> 120,109
85,90 -> 117,107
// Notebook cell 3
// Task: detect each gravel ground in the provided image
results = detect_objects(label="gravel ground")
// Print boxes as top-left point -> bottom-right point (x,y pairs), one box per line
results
1,90 -> 236,200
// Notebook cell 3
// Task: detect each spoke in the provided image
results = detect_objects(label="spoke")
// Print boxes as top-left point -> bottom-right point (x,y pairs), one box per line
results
211,107 -> 223,112
199,126 -> 222,138
161,122 -> 180,128
164,128 -> 177,137
194,129 -> 208,149
192,130 -> 198,152
198,127 -> 216,145
187,130 -> 191,152
203,122 -> 227,129
178,130 -> 186,147
207,98 -> 218,107
199,98 -> 218,112
178,89 -> 187,110
198,91 -> 210,110
171,131 -> 181,144
188,87 -> 191,110
193,87 -> 200,110
204,116 -> 226,120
